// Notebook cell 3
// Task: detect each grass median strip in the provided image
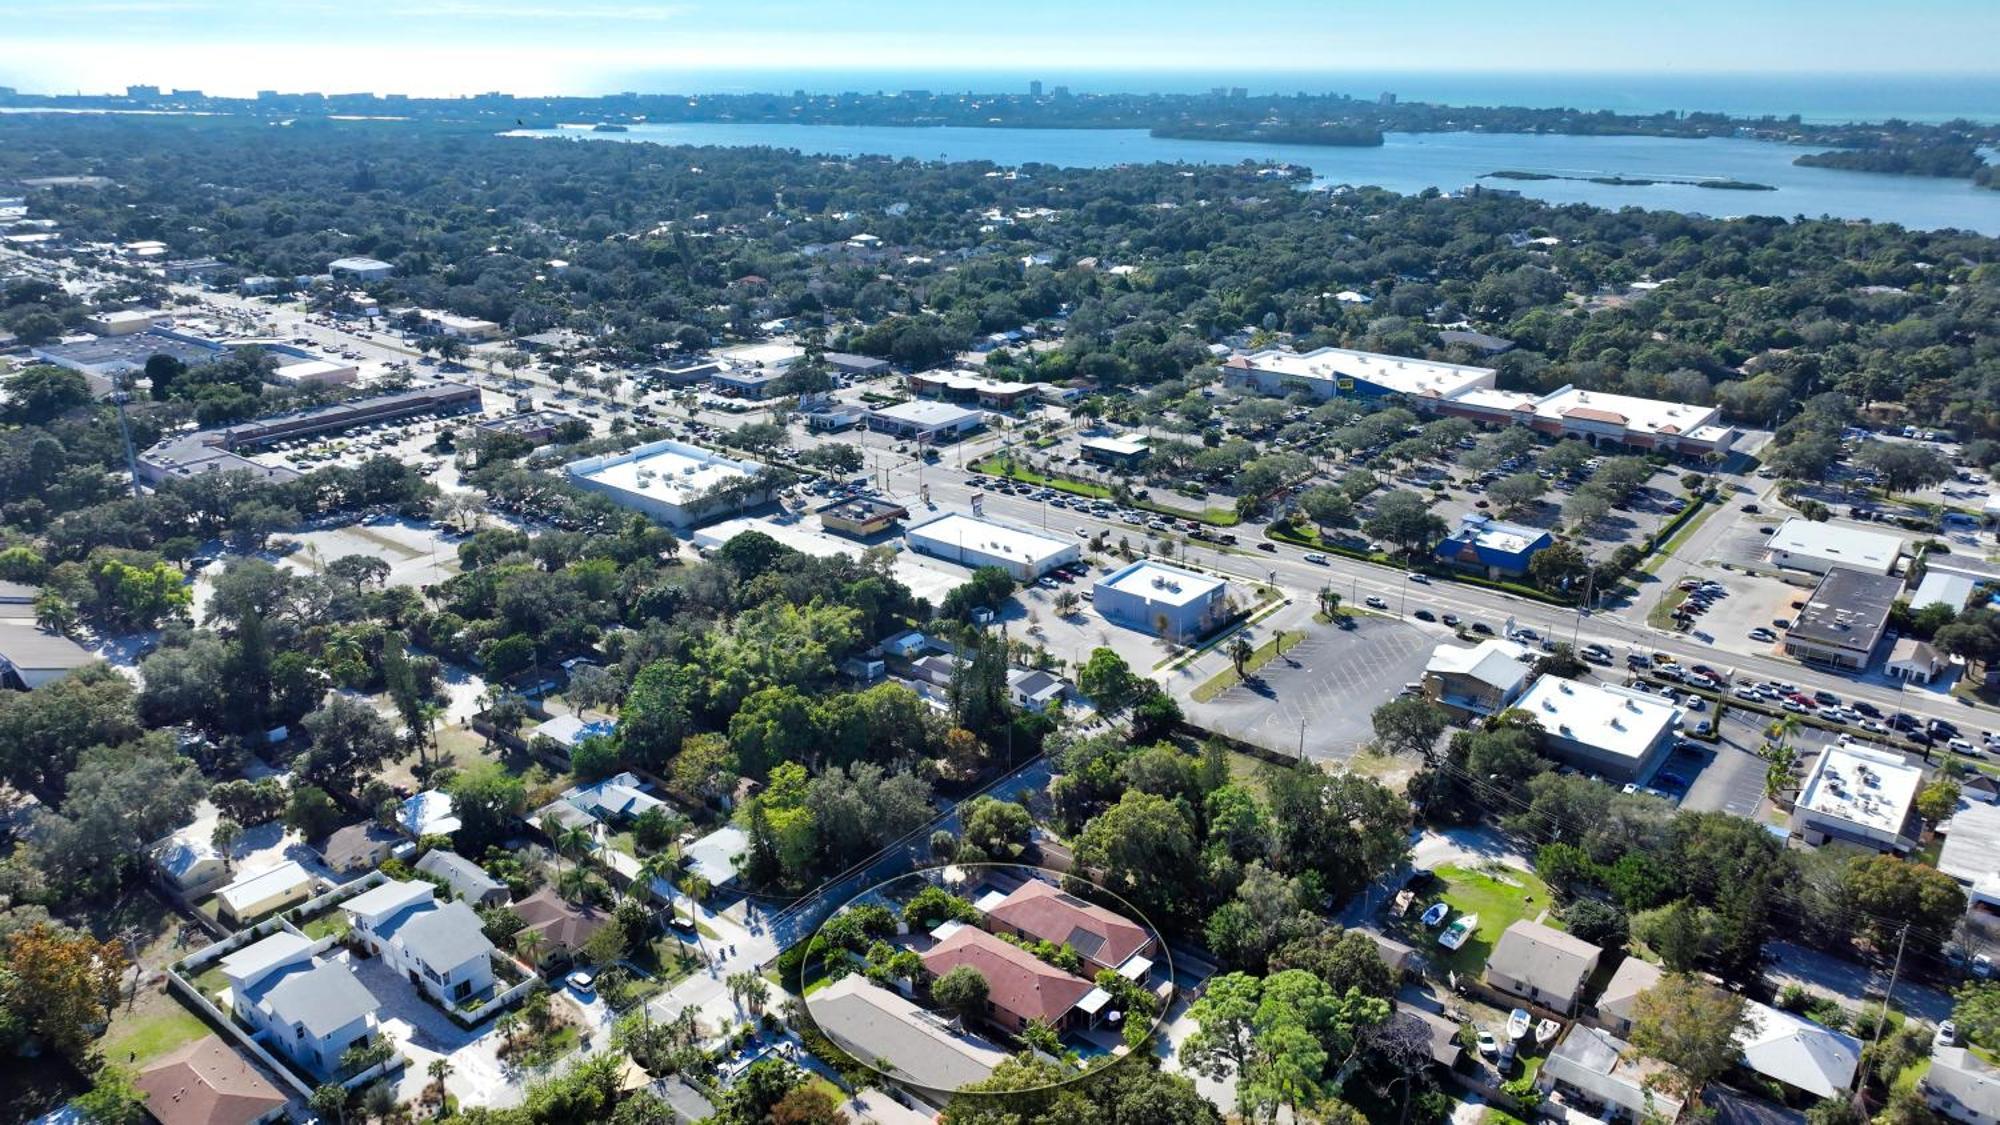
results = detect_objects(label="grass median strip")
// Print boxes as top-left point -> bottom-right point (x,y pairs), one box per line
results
1646,586 -> 1690,629
1190,629 -> 1307,703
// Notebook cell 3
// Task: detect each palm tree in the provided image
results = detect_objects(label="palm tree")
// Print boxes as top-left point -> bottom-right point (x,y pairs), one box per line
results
32,593 -> 76,636
426,1058 -> 453,1103
638,852 -> 679,926
211,817 -> 243,873
415,698 -> 447,777
555,824 -> 595,874
1228,635 -> 1255,678
513,930 -> 546,970
556,865 -> 593,903
1317,585 -> 1341,619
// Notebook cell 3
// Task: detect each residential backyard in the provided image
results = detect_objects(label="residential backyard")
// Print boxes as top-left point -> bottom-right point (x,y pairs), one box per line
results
1397,862 -> 1555,979
101,986 -> 214,1067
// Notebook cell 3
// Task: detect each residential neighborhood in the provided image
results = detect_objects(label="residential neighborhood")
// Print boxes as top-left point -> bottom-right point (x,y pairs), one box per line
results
1,44 -> 1999,1125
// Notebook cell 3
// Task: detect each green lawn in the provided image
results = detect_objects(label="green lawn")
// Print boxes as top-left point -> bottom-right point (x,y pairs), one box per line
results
633,939 -> 707,986
1412,864 -> 1554,978
973,456 -> 1113,499
1646,586 -> 1690,629
1190,630 -> 1308,702
1641,497 -> 1718,574
102,998 -> 212,1065
971,456 -> 1240,525
300,912 -> 349,940
189,963 -> 232,1000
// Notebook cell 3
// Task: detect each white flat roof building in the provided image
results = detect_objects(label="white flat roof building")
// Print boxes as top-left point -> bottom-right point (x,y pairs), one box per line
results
1790,744 -> 1922,853
717,341 -> 804,370
1766,517 -> 1903,576
428,313 -> 503,340
1226,346 -> 1498,401
866,399 -> 987,439
1529,386 -> 1724,445
1079,434 -> 1150,461
328,256 -> 394,279
1517,676 -> 1681,782
1938,801 -> 2000,905
87,308 -> 170,336
691,517 -> 964,605
565,439 -> 770,530
1910,571 -> 1978,613
905,512 -> 1078,581
271,359 -> 359,387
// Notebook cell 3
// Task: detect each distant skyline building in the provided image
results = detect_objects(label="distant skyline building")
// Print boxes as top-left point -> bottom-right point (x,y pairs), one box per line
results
1029,79 -> 1042,97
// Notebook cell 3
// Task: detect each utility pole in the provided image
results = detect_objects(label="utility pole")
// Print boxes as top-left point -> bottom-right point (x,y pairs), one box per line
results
1856,922 -> 1910,1107
112,390 -> 142,497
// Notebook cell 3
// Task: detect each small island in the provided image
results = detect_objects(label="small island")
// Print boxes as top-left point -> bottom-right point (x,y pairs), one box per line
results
1150,122 -> 1384,147
1485,170 -> 1774,191
1795,144 -> 1988,179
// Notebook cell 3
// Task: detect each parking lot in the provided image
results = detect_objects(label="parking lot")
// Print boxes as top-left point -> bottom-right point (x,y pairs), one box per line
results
1005,557 -> 1213,679
1180,616 -> 1434,761
1661,709 -> 1775,819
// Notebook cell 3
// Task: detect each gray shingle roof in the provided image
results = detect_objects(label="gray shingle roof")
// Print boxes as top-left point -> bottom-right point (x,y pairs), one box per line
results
394,900 -> 494,971
262,961 -> 377,1037
1486,919 -> 1602,1001
415,849 -> 506,902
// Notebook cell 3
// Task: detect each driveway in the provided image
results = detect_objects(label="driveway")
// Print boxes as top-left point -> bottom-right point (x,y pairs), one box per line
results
344,951 -> 502,1106
1338,826 -> 1534,928
1180,617 -> 1434,761
1765,940 -> 1953,1024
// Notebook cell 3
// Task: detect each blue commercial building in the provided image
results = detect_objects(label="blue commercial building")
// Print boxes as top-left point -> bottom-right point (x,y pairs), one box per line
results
1435,514 -> 1552,579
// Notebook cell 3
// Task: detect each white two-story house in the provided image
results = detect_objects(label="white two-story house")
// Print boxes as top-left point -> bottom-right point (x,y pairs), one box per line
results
219,931 -> 379,1079
341,879 -> 495,1006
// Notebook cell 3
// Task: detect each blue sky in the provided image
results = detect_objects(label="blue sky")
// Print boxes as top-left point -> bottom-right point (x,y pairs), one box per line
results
3,0 -> 1997,99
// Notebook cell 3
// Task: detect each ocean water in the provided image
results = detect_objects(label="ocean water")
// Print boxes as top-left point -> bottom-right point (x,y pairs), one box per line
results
504,122 -> 2000,234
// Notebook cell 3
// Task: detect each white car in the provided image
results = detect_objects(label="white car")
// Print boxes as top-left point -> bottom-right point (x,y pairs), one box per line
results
1365,596 -> 1389,610
1408,573 -> 1430,584
1303,553 -> 1329,565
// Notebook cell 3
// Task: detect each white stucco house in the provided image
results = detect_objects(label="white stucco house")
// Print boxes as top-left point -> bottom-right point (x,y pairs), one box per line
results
341,879 -> 495,1007
220,932 -> 379,1079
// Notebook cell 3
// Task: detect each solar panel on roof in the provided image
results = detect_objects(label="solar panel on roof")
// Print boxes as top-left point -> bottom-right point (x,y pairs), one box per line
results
1068,929 -> 1106,958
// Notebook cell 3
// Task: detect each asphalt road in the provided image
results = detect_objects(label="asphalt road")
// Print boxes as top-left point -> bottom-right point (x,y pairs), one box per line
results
878,446 -> 1992,742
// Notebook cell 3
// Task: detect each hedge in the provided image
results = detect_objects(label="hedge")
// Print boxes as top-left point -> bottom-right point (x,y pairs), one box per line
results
1265,524 -> 1575,607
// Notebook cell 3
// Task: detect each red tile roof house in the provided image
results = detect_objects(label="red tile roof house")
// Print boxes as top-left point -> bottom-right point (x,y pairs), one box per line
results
920,925 -> 1095,1034
982,879 -> 1155,976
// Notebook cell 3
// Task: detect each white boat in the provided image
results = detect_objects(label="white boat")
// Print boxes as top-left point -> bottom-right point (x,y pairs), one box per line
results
1421,902 -> 1450,928
1392,889 -> 1416,918
1439,913 -> 1477,950
1535,1018 -> 1561,1046
1507,1008 -> 1532,1040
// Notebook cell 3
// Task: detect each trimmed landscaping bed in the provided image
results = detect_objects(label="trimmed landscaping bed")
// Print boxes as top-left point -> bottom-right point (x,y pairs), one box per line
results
1190,630 -> 1308,703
